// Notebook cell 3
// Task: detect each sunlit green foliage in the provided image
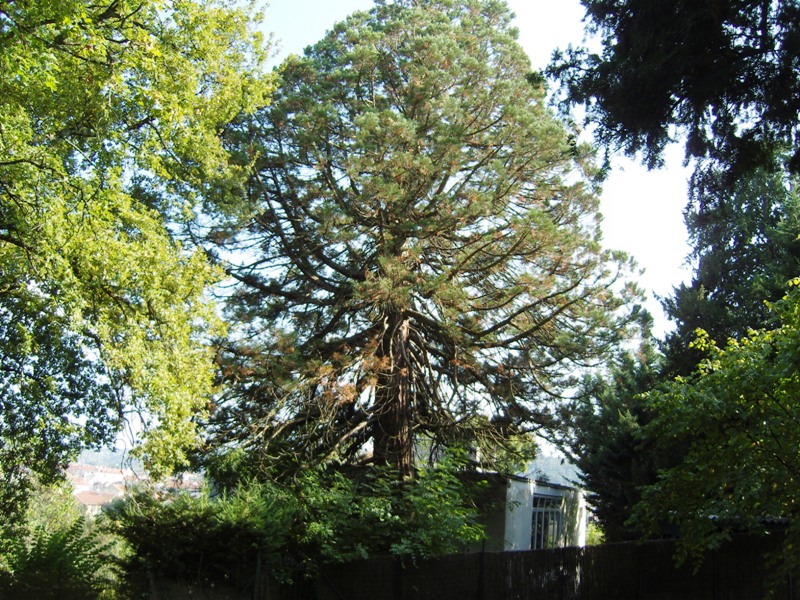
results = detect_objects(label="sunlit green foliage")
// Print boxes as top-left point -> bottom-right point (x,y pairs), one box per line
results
292,459 -> 485,563
0,517 -> 117,600
0,0 -> 275,519
108,458 -> 483,592
634,279 -> 800,576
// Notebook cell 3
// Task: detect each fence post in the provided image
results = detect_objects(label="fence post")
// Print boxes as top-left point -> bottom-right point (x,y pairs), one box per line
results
252,550 -> 261,600
477,541 -> 486,600
712,548 -> 718,600
393,556 -> 403,600
637,543 -> 643,600
147,569 -> 160,600
318,566 -> 347,600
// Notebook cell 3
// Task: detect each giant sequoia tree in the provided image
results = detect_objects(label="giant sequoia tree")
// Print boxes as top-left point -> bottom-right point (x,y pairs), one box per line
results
0,0 -> 273,519
207,0 -> 638,476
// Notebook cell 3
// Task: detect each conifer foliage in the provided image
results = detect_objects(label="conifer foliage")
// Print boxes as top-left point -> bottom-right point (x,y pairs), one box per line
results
551,0 -> 800,177
207,0 -> 637,475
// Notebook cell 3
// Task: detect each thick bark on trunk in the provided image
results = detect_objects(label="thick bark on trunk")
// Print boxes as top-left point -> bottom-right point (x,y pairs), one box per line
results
372,313 -> 413,477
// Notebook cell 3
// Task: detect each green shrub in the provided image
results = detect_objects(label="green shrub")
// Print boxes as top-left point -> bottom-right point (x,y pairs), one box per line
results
106,482 -> 296,592
292,457 -> 485,564
108,457 -> 485,594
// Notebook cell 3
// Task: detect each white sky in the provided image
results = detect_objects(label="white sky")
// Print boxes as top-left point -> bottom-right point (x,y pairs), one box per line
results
261,0 -> 693,335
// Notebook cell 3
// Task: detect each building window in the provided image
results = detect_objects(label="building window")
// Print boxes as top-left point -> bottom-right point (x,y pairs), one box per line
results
531,494 -> 564,549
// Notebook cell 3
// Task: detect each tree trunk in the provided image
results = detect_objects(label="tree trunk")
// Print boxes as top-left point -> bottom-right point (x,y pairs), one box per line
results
372,312 -> 413,477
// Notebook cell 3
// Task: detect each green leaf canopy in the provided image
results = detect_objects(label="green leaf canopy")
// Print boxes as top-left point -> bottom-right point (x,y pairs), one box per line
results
636,280 -> 800,576
0,0 -> 275,510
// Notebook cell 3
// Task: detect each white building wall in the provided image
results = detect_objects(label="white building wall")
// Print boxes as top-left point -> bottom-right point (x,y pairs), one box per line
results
503,479 -> 535,550
534,483 -> 588,548
575,492 -> 588,547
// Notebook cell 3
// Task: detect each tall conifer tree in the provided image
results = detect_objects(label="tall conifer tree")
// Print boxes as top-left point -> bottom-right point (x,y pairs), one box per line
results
548,0 -> 800,541
207,0 -> 638,475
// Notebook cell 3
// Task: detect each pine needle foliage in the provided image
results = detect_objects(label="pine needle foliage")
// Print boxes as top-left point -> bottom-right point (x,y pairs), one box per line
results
204,0 -> 639,476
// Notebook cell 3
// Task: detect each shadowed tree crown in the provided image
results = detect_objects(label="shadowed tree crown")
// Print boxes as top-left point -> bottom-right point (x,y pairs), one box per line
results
547,0 -> 800,544
550,0 -> 800,178
207,0 -> 639,476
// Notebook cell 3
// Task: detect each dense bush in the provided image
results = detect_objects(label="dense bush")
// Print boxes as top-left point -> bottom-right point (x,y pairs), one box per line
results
292,463 -> 485,563
106,481 -> 295,593
0,478 -> 122,599
107,460 -> 485,591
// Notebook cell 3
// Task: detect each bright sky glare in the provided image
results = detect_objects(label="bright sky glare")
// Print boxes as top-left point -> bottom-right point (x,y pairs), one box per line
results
261,0 -> 693,335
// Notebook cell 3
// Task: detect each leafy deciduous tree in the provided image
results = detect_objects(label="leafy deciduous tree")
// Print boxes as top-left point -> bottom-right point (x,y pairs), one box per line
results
0,0 -> 275,519
635,281 -> 800,577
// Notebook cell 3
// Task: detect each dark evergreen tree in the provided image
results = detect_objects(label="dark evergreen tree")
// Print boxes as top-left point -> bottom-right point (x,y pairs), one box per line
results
549,0 -> 800,178
569,173 -> 800,540
661,169 -> 800,377
567,314 -> 662,541
548,0 -> 800,541
203,0 -> 639,477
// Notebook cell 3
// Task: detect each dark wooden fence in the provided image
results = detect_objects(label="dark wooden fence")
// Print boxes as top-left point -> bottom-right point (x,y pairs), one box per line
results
314,534 -> 798,600
143,534 -> 798,599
